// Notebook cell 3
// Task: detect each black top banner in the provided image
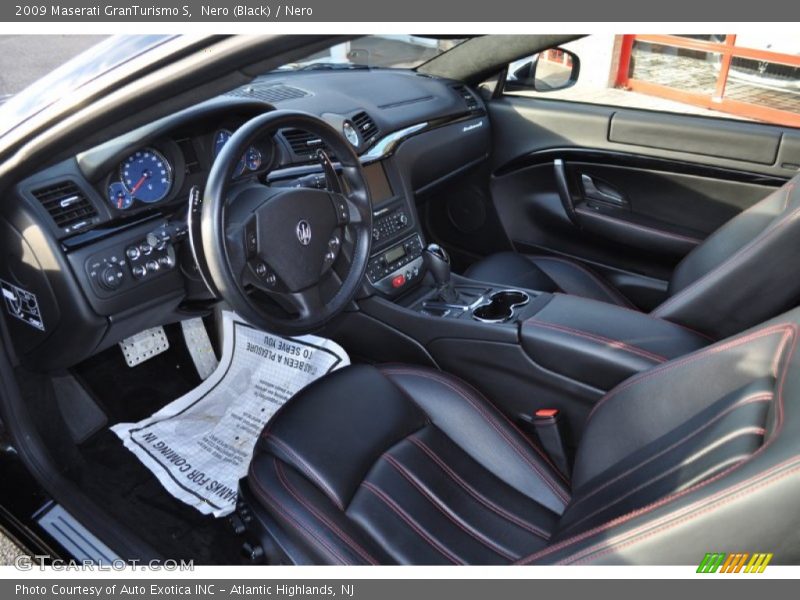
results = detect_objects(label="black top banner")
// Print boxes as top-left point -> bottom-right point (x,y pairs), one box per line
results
2,0 -> 799,22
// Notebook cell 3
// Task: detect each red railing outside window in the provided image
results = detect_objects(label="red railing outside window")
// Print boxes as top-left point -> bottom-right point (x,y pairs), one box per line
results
616,34 -> 800,128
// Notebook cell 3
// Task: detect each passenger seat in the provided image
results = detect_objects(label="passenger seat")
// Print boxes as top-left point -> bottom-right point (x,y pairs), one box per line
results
466,174 -> 800,339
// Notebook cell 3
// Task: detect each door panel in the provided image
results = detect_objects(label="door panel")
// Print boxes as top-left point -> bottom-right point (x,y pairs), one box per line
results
490,97 -> 800,178
480,96 -> 796,307
608,110 -> 784,165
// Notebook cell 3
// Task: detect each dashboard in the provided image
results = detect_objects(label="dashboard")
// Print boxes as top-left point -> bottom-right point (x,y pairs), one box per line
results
0,68 -> 491,371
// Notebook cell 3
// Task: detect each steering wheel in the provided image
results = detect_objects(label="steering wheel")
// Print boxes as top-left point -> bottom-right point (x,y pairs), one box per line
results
200,110 -> 372,335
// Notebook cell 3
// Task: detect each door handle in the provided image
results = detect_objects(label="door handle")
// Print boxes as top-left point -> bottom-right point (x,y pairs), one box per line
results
581,174 -> 628,208
554,159 -> 577,224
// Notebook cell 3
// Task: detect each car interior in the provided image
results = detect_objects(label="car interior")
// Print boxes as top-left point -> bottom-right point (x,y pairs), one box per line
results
1,34 -> 800,565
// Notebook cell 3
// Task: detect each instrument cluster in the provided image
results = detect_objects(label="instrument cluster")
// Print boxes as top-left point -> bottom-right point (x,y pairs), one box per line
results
104,123 -> 277,213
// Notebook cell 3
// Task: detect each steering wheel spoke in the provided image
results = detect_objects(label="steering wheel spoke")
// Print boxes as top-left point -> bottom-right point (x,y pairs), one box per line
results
284,285 -> 326,320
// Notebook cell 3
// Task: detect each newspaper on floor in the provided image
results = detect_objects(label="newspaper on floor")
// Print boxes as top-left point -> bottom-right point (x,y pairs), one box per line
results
111,311 -> 349,517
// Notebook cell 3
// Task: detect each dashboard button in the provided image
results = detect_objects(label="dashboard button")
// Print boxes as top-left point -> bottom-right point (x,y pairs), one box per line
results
391,274 -> 406,289
99,266 -> 124,290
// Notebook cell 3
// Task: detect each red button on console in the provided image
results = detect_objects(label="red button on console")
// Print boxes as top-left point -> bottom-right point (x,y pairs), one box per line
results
391,274 -> 406,288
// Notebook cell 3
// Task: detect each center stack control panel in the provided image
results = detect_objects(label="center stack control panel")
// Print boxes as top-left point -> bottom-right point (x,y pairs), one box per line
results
372,207 -> 411,243
367,234 -> 424,295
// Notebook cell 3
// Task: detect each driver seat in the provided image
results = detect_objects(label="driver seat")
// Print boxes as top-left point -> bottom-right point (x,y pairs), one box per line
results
241,310 -> 800,564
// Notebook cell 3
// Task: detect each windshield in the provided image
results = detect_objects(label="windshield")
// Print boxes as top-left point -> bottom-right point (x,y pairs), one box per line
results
0,35 -> 176,139
276,35 -> 467,71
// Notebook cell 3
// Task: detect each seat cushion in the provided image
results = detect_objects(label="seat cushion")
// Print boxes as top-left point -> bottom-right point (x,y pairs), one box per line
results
247,364 -> 568,565
465,252 -> 635,308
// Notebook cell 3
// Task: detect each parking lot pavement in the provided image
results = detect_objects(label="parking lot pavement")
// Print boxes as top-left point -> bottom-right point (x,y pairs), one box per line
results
0,35 -> 108,98
0,533 -> 23,566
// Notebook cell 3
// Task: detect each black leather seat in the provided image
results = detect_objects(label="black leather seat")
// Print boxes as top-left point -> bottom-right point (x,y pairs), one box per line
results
243,310 -> 800,564
466,174 -> 800,339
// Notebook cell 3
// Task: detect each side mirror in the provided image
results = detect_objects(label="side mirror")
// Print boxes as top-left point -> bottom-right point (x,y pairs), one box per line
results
505,47 -> 580,92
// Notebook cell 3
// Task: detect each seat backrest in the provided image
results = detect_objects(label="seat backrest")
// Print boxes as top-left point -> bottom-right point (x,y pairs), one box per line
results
518,309 -> 800,565
652,174 -> 800,339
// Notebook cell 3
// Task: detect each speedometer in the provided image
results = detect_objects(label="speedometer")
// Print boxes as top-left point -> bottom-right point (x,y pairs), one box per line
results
120,148 -> 173,203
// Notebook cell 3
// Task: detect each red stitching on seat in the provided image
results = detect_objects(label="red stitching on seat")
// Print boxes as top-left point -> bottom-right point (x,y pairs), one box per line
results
532,255 -> 638,309
380,367 -> 571,504
360,481 -> 462,565
275,461 -> 379,565
585,324 -> 795,424
263,434 -> 344,510
514,323 -> 797,564
653,183 -> 797,317
595,300 -> 717,342
409,437 -> 550,540
564,457 -> 800,565
559,426 -> 766,537
246,463 -> 352,565
569,392 -> 773,511
382,453 -> 518,561
382,366 -> 570,487
523,318 -> 668,363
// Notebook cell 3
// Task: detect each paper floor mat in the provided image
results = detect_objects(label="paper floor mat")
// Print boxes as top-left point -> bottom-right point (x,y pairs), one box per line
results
111,311 -> 349,517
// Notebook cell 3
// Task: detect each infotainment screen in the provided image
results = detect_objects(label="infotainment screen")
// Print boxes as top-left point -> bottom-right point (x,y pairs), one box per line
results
384,245 -> 406,264
363,162 -> 394,204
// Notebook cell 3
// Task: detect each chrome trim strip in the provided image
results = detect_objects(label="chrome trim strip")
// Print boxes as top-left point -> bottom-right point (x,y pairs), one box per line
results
268,116 -> 470,181
268,122 -> 428,181
359,122 -> 429,164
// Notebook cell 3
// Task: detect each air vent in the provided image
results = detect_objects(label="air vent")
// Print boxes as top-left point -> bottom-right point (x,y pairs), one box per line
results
352,111 -> 379,144
31,181 -> 98,233
228,84 -> 309,104
452,84 -> 480,112
281,128 -> 329,160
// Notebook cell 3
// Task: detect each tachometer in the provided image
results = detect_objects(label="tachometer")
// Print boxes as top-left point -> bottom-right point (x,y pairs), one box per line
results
213,130 -> 246,176
107,181 -> 133,210
245,147 -> 262,171
120,148 -> 173,203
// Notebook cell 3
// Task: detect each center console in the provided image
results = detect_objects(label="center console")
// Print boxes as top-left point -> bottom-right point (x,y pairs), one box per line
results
332,247 -> 711,438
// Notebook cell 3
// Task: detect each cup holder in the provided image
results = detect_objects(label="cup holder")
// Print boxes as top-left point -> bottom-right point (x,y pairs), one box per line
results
472,290 -> 530,323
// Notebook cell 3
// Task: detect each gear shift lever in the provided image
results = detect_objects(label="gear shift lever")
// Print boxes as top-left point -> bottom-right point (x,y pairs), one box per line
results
423,244 -> 459,304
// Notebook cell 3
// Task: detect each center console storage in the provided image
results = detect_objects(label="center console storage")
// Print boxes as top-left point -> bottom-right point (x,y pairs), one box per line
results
519,293 -> 708,391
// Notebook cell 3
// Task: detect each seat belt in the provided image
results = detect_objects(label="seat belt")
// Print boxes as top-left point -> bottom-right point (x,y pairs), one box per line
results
520,408 -> 571,478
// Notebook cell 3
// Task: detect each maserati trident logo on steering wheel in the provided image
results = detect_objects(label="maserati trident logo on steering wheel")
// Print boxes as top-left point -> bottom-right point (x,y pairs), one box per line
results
296,220 -> 312,246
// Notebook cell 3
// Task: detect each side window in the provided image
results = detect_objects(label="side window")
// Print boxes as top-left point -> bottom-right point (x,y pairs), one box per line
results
503,35 -> 800,129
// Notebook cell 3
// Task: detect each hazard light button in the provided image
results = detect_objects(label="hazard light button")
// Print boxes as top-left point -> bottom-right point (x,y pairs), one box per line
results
391,274 -> 406,288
